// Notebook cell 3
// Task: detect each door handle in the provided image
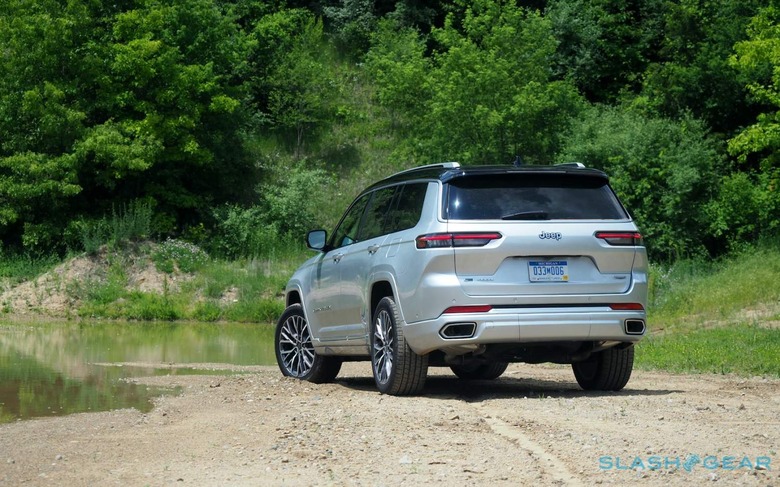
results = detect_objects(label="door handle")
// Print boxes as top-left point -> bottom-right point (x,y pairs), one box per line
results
333,253 -> 344,263
367,245 -> 380,255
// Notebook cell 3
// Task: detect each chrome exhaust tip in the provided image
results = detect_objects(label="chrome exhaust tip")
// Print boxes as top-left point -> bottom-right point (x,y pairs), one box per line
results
625,319 -> 646,335
440,323 -> 476,339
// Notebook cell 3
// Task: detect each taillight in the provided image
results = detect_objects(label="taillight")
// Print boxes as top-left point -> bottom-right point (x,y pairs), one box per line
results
443,305 -> 493,314
416,232 -> 502,249
595,231 -> 643,246
609,303 -> 645,311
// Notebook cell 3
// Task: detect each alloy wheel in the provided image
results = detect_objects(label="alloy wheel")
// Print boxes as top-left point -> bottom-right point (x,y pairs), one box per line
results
278,313 -> 315,377
372,308 -> 394,385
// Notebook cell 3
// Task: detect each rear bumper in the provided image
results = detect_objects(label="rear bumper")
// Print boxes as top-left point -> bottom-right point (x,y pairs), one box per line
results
403,306 -> 647,355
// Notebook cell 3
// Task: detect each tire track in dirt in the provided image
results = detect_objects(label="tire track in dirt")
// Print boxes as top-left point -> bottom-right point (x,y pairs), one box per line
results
477,407 -> 584,487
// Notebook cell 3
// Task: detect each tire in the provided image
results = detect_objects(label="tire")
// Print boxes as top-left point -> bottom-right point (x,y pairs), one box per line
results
450,361 -> 509,380
572,345 -> 634,391
275,304 -> 341,383
371,296 -> 428,395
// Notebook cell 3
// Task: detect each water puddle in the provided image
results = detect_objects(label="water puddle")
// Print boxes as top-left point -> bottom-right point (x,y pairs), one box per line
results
0,321 -> 276,423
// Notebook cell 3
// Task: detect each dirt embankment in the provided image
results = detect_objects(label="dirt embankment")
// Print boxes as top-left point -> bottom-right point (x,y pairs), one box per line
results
1,363 -> 778,486
0,246 -> 190,318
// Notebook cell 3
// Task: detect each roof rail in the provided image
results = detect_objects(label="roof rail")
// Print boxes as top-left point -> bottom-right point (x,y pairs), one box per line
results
391,162 -> 461,177
555,162 -> 586,169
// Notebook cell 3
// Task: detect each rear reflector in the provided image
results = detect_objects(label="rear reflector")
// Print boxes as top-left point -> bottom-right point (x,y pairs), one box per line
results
595,231 -> 643,246
609,303 -> 645,311
443,305 -> 493,314
416,232 -> 502,249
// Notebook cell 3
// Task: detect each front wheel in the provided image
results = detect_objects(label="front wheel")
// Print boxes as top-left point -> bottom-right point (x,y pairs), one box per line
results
275,304 -> 341,383
572,345 -> 634,391
371,297 -> 428,395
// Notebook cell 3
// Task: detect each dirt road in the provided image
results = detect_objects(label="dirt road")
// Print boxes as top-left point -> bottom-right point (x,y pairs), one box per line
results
1,363 -> 777,486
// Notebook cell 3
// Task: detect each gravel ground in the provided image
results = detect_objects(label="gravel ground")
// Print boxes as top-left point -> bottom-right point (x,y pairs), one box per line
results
1,363 -> 778,486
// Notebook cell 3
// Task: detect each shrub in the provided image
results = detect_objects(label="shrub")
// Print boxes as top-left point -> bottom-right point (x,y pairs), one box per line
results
706,169 -> 780,252
261,165 -> 333,238
69,199 -> 154,254
109,200 -> 152,247
210,205 -> 278,259
152,238 -> 209,274
558,106 -> 724,260
210,165 -> 331,259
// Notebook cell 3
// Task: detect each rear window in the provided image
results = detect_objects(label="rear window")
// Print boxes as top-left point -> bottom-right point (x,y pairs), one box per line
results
445,174 -> 628,220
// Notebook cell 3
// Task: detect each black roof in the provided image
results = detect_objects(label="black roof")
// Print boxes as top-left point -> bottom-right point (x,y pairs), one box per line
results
364,162 -> 609,193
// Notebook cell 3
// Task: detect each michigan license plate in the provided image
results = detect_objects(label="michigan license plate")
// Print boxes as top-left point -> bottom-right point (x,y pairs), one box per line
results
529,261 -> 569,282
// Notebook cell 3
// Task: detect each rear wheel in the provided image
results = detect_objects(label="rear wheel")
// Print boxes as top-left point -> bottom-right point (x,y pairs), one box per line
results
450,361 -> 509,380
371,297 -> 428,395
572,345 -> 634,391
275,304 -> 341,383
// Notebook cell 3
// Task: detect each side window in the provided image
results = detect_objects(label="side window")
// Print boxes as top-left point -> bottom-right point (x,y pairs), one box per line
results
385,183 -> 427,234
330,183 -> 428,249
358,187 -> 396,241
331,193 -> 370,249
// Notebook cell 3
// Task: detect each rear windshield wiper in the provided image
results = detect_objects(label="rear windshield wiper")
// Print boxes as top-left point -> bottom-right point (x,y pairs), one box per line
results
501,210 -> 550,220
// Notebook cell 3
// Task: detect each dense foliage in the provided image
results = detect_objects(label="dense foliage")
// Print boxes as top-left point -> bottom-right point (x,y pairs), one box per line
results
1,0 -> 778,260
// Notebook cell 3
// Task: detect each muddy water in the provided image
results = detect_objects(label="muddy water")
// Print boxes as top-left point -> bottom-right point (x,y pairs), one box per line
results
0,321 -> 276,423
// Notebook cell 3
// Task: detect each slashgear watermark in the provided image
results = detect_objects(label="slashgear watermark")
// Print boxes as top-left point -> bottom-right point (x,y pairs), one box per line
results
599,454 -> 772,472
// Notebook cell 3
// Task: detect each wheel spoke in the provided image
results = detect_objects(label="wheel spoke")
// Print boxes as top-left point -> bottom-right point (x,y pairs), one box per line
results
279,314 -> 315,378
376,353 -> 387,382
279,329 -> 295,344
372,309 -> 395,384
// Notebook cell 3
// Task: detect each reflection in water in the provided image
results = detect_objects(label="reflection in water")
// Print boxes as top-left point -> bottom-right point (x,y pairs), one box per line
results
0,321 -> 276,423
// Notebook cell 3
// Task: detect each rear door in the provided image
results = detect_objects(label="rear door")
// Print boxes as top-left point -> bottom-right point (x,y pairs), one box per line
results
337,186 -> 396,329
445,172 -> 641,297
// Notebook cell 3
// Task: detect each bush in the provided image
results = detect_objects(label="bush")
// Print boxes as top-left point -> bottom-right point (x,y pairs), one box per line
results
109,201 -> 152,247
0,251 -> 59,283
69,200 -> 154,255
558,106 -> 724,260
261,165 -> 333,238
210,164 -> 331,259
706,169 -> 780,252
210,205 -> 276,259
152,238 -> 209,274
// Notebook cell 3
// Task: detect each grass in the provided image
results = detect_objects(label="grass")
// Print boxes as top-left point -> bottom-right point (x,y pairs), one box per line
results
647,244 -> 780,331
73,244 -> 304,323
636,325 -> 780,376
0,253 -> 59,284
636,243 -> 780,377
183,256 -> 295,322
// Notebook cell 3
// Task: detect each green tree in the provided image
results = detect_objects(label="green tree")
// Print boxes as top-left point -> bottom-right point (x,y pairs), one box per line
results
0,0 -> 93,250
323,0 -> 440,59
84,0 -> 255,230
637,0 -> 762,136
706,171 -> 780,250
251,9 -> 341,156
558,106 -> 724,260
365,20 -> 432,130
324,0 -> 378,57
367,0 -> 583,165
729,3 -> 780,170
0,0 -> 256,251
719,2 -> 780,245
546,0 -> 665,103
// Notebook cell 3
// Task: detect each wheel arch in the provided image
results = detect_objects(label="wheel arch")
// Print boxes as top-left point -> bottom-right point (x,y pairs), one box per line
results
370,279 -> 395,323
286,289 -> 303,308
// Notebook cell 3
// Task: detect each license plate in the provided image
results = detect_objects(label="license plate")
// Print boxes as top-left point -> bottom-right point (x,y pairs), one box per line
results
529,261 -> 569,282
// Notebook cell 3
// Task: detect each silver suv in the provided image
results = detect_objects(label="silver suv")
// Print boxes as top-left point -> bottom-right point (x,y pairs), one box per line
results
275,162 -> 648,395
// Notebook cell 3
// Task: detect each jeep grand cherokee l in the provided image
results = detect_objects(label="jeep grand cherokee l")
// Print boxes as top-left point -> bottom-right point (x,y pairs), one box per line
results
275,162 -> 648,395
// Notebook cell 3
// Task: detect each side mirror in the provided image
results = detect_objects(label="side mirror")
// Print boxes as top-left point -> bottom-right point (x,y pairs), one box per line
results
306,230 -> 328,251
